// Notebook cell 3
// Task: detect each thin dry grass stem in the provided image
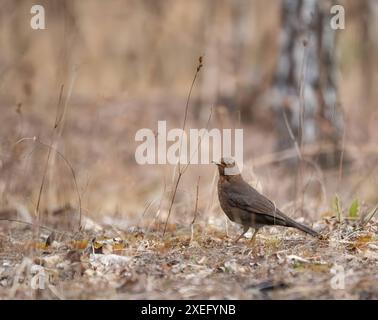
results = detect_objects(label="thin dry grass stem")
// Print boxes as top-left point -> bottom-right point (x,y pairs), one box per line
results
44,84 -> 64,216
14,137 -> 82,230
282,110 -> 302,161
163,174 -> 181,236
163,104 -> 212,237
191,176 -> 201,225
190,176 -> 201,242
190,176 -> 201,243
162,57 -> 203,236
282,108 -> 305,214
171,161 -> 178,184
178,56 -> 203,174
298,37 -> 309,151
49,68 -> 79,224
147,179 -> 166,233
34,80 -> 65,236
35,140 -> 52,233
205,169 -> 218,224
136,199 -> 154,227
15,68 -> 80,236
300,157 -> 328,207
47,284 -> 65,300
360,203 -> 378,227
55,84 -> 65,127
35,92 -> 63,235
181,106 -> 213,176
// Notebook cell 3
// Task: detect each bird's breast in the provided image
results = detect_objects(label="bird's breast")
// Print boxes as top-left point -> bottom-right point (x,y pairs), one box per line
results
217,180 -> 241,224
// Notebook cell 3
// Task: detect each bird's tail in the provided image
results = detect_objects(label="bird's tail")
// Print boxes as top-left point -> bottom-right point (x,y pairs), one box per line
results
284,214 -> 319,237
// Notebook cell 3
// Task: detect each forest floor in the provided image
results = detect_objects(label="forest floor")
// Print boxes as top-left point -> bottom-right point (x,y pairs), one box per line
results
0,212 -> 377,300
0,95 -> 377,300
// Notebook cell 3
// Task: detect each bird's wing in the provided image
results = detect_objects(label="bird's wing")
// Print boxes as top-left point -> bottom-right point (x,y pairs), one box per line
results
226,182 -> 288,225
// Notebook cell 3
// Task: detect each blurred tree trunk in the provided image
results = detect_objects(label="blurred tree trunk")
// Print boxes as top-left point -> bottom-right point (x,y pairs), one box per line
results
272,0 -> 343,167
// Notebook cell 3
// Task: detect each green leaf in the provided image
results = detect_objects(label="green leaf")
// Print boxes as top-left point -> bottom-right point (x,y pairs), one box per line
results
332,195 -> 342,222
349,199 -> 359,219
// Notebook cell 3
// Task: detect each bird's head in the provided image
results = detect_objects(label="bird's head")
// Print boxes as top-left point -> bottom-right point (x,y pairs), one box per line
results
212,157 -> 241,177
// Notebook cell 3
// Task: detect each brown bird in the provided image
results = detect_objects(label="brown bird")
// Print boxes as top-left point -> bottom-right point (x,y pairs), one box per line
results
214,157 -> 319,243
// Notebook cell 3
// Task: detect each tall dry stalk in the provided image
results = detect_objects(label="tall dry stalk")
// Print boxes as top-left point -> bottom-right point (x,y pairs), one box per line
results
34,85 -> 65,236
33,66 -> 80,236
48,67 -> 79,223
162,57 -> 203,236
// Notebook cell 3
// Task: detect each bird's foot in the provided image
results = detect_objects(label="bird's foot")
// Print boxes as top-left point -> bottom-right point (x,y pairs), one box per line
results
233,236 -> 244,244
233,227 -> 249,244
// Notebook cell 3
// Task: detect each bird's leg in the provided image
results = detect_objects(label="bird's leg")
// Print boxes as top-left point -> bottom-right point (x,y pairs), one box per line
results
234,225 -> 249,243
250,228 -> 260,245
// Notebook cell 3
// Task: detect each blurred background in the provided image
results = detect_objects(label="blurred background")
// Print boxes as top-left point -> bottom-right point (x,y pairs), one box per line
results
0,0 -> 377,232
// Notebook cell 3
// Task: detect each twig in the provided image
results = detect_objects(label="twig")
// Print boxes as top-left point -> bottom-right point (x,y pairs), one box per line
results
162,57 -> 203,236
182,105 -> 213,174
178,56 -> 203,174
35,137 -> 53,231
50,68 -> 79,227
163,173 -> 182,236
163,105 -> 212,237
34,84 -> 65,232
